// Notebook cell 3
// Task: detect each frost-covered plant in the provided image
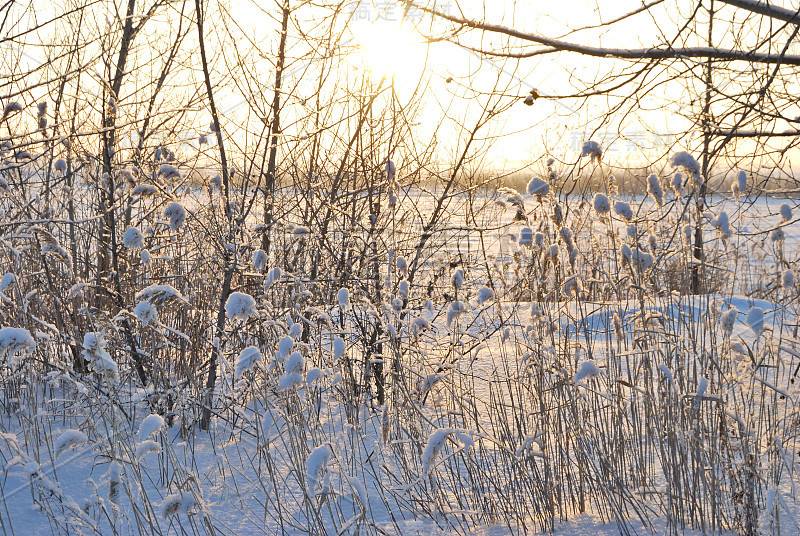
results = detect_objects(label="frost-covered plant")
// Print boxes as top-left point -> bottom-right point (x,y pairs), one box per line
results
476,285 -> 494,305
593,193 -> 611,215
527,176 -> 550,198
82,332 -> 119,381
647,174 -> 663,207
711,211 -> 732,240
225,292 -> 257,320
581,140 -> 602,162
123,226 -> 144,249
252,249 -> 267,271
446,300 -> 468,326
163,201 -> 186,230
719,306 -> 737,335
614,200 -> 633,221
134,301 -> 159,327
670,150 -> 700,177
0,327 -> 35,363
235,346 -> 262,379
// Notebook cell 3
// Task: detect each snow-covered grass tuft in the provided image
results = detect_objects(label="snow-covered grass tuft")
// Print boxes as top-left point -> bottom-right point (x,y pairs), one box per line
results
670,150 -> 700,176
306,444 -> 331,494
593,193 -> 610,215
527,176 -> 550,197
476,285 -> 494,305
54,429 -> 88,459
337,287 -> 350,310
581,140 -> 602,162
138,414 -> 165,440
446,300 -> 468,326
225,292 -> 257,321
252,249 -> 267,271
82,332 -> 118,381
134,300 -> 158,327
235,346 -> 262,379
746,306 -> 765,337
163,201 -> 186,231
123,226 -> 144,249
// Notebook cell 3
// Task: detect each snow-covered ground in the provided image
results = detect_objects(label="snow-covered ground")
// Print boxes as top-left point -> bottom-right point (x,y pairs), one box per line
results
1,180 -> 799,535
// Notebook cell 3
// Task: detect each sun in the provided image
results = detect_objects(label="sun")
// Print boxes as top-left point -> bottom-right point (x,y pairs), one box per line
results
350,20 -> 429,81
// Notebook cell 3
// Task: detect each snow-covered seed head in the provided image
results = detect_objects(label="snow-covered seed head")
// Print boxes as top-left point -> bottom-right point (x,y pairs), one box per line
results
593,193 -> 611,216
519,227 -> 533,247
620,243 -> 631,266
672,173 -> 684,193
647,174 -> 663,208
209,174 -> 222,191
733,170 -> 747,199
779,203 -> 792,222
158,164 -> 180,181
683,224 -> 693,246
163,202 -> 186,231
293,226 -> 310,238
630,247 -> 653,273
123,226 -> 144,249
745,306 -> 765,337
386,159 -> 396,181
559,227 -> 575,254
771,228 -> 785,242
54,158 -> 67,173
613,312 -> 624,341
527,177 -> 550,198
0,327 -> 36,363
581,140 -> 602,162
548,244 -> 559,261
265,267 -> 282,289
411,316 -> 430,335
134,301 -> 159,327
648,233 -> 657,253
534,232 -> 545,247
782,269 -> 794,290
396,255 -> 408,276
337,288 -> 350,310
574,359 -> 600,383
711,211 -> 732,240
0,273 -> 15,292
614,201 -> 633,221
719,306 -> 737,335
2,102 -> 23,118
82,332 -> 118,381
476,285 -> 494,305
446,300 -> 468,326
306,444 -> 331,494
277,335 -> 294,361
670,151 -> 700,176
225,292 -> 257,321
561,276 -> 582,298
235,346 -> 262,380
451,269 -> 464,290
252,249 -> 267,272
398,280 -> 409,300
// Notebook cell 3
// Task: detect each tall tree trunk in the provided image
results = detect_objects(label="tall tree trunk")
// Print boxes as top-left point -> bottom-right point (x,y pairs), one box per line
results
261,0 -> 290,257
693,0 -> 714,295
195,0 -> 234,430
